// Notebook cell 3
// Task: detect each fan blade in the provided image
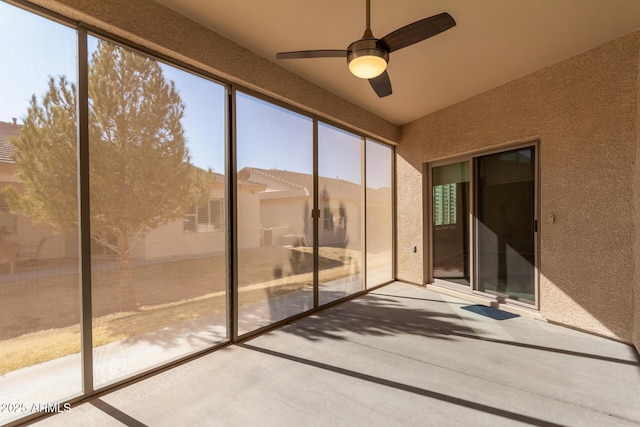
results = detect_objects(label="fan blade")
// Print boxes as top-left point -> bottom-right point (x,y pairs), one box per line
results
380,12 -> 456,53
369,71 -> 392,98
276,50 -> 348,60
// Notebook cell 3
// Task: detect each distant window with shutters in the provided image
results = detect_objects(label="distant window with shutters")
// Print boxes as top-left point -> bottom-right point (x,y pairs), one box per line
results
184,198 -> 223,232
337,206 -> 346,230
433,183 -> 457,226
323,207 -> 333,231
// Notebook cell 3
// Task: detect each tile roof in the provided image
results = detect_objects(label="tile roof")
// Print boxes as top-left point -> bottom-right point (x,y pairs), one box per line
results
0,120 -> 19,163
243,167 -> 312,194
241,167 -> 391,202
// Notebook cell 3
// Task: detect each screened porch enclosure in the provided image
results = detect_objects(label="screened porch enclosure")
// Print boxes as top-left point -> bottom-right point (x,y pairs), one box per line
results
0,2 -> 394,424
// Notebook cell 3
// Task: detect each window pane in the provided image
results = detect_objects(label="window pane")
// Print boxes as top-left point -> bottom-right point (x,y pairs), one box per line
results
318,123 -> 363,304
432,161 -> 470,286
366,140 -> 393,287
89,37 -> 228,387
477,147 -> 535,303
0,3 -> 80,424
236,92 -> 314,335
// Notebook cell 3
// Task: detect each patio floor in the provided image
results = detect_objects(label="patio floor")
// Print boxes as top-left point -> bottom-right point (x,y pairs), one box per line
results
31,282 -> 640,427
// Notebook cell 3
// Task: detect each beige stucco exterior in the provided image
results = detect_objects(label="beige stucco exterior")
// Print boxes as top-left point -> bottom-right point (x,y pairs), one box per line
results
634,36 -> 640,351
25,0 -> 640,353
130,184 -> 227,260
398,32 -> 640,347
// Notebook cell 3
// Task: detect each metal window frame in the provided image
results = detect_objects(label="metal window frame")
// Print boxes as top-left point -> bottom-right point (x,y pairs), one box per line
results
472,141 -> 540,310
426,156 -> 474,293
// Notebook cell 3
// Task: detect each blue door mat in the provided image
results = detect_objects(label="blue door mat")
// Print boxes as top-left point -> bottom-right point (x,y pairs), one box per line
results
461,304 -> 520,320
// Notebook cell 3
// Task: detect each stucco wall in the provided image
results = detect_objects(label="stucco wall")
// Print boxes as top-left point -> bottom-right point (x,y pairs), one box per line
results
237,188 -> 263,249
397,32 -> 640,343
31,0 -> 399,144
260,197 -> 310,238
634,38 -> 640,353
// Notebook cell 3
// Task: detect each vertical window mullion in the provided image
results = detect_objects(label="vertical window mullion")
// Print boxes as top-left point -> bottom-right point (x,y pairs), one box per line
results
313,119 -> 319,309
77,24 -> 94,395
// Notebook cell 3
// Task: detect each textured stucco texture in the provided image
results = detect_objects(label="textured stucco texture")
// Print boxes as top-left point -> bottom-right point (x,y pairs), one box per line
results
634,37 -> 640,353
397,32 -> 640,345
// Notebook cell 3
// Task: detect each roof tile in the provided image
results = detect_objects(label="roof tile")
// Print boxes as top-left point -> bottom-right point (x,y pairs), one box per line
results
0,120 -> 19,163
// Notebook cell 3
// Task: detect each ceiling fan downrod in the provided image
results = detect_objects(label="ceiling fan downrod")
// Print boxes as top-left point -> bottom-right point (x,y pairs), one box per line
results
348,0 -> 388,79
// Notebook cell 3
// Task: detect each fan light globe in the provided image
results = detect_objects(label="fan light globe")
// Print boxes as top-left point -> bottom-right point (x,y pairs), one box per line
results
348,55 -> 387,79
347,39 -> 389,79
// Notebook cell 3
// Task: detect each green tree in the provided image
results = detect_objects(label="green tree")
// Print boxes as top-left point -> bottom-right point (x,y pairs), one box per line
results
6,40 -> 209,310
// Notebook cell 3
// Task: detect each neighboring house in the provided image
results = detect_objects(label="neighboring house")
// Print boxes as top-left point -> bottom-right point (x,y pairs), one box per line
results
133,174 -> 265,259
238,167 -> 314,248
0,119 -> 21,232
239,167 -> 392,252
95,164 -> 391,260
0,119 -> 266,263
0,119 -> 75,262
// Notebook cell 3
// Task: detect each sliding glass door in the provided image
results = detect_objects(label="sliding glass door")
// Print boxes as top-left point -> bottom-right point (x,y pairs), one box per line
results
236,92 -> 314,335
318,123 -> 364,305
476,147 -> 536,302
430,145 -> 537,305
432,161 -> 471,287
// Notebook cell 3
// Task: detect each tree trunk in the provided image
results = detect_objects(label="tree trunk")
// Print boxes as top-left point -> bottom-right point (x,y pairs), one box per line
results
117,230 -> 137,311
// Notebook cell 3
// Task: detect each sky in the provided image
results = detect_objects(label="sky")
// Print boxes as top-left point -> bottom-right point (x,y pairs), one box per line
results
0,4 -> 77,126
0,1 -> 391,188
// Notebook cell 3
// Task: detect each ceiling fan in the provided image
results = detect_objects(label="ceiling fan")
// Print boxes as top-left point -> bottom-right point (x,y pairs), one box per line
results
276,0 -> 456,98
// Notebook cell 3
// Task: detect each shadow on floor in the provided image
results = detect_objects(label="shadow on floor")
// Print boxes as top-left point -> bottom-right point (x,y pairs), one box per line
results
90,399 -> 148,427
239,343 -> 566,427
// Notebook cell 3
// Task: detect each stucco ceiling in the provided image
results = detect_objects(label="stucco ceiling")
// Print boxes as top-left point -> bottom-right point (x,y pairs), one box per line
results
153,0 -> 640,126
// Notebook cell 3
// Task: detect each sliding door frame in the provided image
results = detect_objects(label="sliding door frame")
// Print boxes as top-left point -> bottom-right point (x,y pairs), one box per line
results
426,140 -> 540,310
426,155 -> 474,292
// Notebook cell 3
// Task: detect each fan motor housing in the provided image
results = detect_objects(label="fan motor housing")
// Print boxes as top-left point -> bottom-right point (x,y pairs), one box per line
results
347,38 -> 389,64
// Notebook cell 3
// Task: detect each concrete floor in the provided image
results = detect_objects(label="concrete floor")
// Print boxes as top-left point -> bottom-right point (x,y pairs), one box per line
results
30,282 -> 640,427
